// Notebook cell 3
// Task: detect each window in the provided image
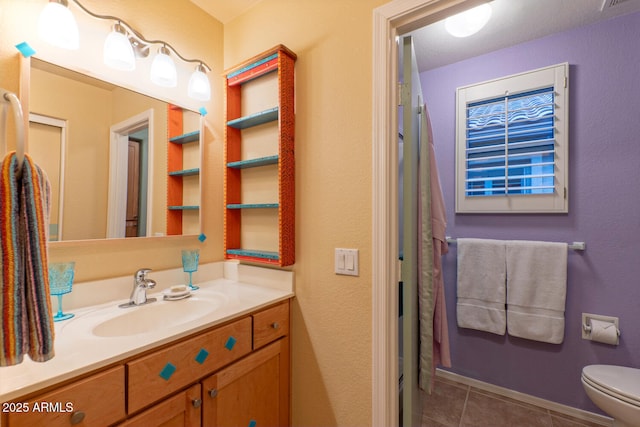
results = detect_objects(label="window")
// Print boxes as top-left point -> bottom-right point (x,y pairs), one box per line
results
455,63 -> 569,213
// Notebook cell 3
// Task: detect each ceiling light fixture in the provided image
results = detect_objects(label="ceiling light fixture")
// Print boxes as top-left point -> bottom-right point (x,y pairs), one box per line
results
445,3 -> 492,38
37,0 -> 212,101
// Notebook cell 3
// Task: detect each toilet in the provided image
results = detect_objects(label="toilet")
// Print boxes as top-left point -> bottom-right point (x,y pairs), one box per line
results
581,365 -> 640,427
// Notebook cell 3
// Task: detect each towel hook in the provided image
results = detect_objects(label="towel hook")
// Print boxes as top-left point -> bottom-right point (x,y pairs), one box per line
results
1,88 -> 25,170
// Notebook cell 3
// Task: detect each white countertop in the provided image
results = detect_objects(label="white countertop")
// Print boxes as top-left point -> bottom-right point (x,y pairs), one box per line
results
0,262 -> 294,403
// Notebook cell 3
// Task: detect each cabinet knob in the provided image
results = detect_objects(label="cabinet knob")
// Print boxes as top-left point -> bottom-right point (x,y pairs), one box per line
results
192,398 -> 202,408
70,411 -> 86,425
271,322 -> 280,330
208,388 -> 218,398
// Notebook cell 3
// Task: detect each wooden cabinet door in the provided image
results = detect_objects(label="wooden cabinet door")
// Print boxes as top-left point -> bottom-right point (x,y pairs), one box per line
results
201,338 -> 289,427
119,384 -> 201,427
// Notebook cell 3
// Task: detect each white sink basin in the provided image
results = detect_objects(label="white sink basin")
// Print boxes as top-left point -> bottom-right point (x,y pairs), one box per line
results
91,296 -> 223,338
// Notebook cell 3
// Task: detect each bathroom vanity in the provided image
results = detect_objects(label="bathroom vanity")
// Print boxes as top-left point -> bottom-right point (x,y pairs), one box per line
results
0,262 -> 293,427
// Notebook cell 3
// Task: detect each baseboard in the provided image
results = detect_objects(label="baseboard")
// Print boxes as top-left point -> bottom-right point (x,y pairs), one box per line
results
435,369 -> 614,426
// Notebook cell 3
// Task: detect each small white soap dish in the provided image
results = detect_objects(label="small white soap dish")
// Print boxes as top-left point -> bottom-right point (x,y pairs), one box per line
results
163,293 -> 192,301
162,285 -> 191,301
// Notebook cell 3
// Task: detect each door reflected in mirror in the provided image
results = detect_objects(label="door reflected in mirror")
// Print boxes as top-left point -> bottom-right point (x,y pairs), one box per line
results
29,58 -> 201,241
29,115 -> 64,241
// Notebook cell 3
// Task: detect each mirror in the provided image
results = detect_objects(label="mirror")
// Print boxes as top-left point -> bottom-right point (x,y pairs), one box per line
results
28,58 -> 202,241
29,58 -> 202,242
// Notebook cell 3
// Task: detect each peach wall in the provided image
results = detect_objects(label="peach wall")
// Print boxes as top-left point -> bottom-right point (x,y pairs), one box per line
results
225,1 -> 386,425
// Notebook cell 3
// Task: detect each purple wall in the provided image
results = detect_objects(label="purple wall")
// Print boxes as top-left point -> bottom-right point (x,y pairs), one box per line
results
420,12 -> 640,412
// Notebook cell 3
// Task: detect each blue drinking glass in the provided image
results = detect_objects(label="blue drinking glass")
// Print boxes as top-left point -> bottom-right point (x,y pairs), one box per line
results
182,249 -> 199,291
48,261 -> 75,322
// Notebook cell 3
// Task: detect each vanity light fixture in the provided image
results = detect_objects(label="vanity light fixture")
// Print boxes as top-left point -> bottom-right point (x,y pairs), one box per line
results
445,3 -> 492,38
150,45 -> 178,88
188,63 -> 212,102
37,0 -> 79,50
103,22 -> 136,71
37,0 -> 212,101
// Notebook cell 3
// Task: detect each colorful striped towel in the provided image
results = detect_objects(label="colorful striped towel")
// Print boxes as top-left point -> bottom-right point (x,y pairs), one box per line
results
1,152 -> 54,366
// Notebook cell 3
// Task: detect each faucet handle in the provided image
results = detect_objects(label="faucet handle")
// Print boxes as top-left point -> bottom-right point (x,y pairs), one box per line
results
135,268 -> 153,282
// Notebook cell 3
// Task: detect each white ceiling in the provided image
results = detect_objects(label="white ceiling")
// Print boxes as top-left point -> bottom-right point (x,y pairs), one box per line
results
409,0 -> 640,72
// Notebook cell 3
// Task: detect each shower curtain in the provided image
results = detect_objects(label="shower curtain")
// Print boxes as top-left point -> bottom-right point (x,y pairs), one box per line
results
418,104 -> 451,392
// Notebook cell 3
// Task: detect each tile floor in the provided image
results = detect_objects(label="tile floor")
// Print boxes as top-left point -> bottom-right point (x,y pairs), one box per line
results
421,376 -> 610,427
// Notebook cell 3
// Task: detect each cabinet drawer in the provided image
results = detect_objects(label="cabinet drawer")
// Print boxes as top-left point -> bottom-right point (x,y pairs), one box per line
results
253,301 -> 289,349
127,317 -> 251,414
6,365 -> 125,427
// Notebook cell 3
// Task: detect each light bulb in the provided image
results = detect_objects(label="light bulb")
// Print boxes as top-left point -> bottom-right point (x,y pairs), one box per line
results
150,46 -> 177,87
103,23 -> 136,71
188,64 -> 211,101
445,3 -> 492,38
37,0 -> 79,50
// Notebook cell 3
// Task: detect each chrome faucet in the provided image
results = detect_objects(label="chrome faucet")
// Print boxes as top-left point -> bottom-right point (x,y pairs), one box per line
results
119,268 -> 157,308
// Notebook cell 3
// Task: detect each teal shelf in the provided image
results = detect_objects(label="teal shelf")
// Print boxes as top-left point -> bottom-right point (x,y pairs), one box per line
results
227,53 -> 279,79
168,205 -> 199,210
226,249 -> 280,261
227,107 -> 278,129
226,203 -> 278,209
169,168 -> 200,177
169,130 -> 200,144
227,155 -> 278,169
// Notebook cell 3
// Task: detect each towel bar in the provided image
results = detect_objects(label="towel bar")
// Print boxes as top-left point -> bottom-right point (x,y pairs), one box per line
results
445,237 -> 585,251
1,88 -> 25,170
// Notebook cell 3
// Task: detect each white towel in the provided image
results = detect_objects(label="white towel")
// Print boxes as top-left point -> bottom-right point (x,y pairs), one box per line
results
456,238 -> 506,335
506,240 -> 567,344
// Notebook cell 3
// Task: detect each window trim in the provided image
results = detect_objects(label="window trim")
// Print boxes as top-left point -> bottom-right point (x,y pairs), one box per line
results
455,63 -> 569,213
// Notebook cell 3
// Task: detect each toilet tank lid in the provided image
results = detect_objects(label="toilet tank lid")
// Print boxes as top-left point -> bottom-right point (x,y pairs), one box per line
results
583,365 -> 640,402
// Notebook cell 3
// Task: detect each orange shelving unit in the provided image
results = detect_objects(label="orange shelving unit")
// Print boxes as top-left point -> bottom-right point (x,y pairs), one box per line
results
223,45 -> 296,266
167,104 -> 201,236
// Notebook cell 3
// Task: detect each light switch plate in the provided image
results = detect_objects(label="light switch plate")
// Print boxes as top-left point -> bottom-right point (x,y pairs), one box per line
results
335,248 -> 359,276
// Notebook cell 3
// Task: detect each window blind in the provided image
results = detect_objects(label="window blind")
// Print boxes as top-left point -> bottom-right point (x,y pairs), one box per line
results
465,87 -> 555,197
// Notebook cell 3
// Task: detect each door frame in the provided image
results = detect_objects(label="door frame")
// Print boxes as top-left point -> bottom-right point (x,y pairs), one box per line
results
125,137 -> 142,237
28,113 -> 67,241
107,109 -> 154,239
371,1 -> 485,425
